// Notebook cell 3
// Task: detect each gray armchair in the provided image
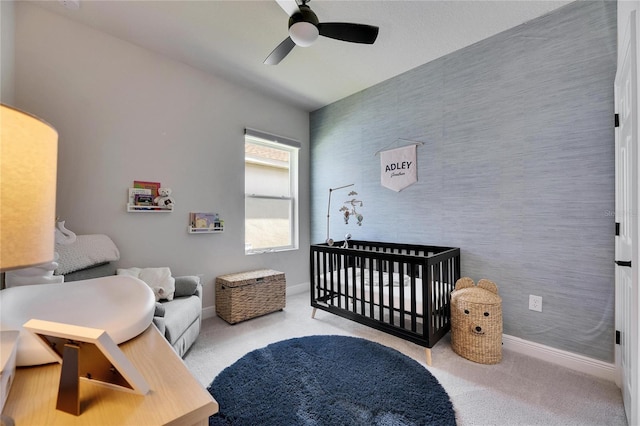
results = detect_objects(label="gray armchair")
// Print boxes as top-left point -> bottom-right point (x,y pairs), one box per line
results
152,275 -> 202,357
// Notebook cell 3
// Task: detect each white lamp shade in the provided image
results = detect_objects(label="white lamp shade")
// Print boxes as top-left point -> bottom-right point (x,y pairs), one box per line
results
289,22 -> 319,47
1,104 -> 58,271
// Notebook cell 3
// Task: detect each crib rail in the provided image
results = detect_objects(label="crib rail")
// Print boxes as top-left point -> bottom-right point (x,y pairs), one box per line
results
310,240 -> 460,349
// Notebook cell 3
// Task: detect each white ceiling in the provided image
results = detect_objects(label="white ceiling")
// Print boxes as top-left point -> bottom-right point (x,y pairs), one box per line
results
30,0 -> 571,112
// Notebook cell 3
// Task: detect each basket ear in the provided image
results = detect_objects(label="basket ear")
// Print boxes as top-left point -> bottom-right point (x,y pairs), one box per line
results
477,279 -> 498,294
455,277 -> 475,290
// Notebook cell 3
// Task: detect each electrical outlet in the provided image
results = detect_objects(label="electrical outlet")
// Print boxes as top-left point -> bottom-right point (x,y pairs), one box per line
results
529,295 -> 542,312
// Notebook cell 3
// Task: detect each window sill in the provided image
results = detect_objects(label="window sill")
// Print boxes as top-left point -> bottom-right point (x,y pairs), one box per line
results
245,247 -> 298,256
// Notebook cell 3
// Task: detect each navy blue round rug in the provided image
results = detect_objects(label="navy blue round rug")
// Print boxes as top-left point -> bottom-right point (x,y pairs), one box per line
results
207,335 -> 456,425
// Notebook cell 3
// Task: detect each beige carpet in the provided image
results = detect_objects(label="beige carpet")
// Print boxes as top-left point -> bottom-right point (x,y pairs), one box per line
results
184,292 -> 627,426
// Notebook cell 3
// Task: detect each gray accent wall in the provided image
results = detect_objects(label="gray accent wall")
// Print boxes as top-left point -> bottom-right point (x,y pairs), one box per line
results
310,0 -> 617,361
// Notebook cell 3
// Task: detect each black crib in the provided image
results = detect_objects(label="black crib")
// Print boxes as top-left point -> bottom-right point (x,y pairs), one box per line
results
310,240 -> 460,365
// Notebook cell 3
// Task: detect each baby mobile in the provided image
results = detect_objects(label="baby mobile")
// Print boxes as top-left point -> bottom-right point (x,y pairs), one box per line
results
325,184 -> 365,248
339,191 -> 364,226
325,184 -> 365,247
338,191 -> 364,248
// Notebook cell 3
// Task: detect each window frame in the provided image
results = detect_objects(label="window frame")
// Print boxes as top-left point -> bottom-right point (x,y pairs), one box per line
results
244,129 -> 300,255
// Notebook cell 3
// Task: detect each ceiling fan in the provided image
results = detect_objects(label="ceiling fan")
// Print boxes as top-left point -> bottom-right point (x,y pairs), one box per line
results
264,0 -> 379,65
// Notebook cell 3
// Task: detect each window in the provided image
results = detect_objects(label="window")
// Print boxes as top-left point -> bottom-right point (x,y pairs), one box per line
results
244,129 -> 299,254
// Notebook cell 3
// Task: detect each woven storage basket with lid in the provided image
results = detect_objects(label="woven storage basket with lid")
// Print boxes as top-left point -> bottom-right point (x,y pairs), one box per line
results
451,277 -> 502,364
215,269 -> 285,324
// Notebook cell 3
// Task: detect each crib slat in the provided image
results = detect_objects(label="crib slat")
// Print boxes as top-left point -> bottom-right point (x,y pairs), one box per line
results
377,261 -> 384,322
368,266 -> 375,319
388,260 -> 394,327
358,254 -> 365,316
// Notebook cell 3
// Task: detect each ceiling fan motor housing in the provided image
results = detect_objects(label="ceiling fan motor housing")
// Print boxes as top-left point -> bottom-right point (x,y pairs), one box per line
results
288,5 -> 319,46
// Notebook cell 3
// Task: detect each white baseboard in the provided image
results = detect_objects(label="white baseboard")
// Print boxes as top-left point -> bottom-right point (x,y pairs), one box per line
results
202,305 -> 215,320
502,334 -> 617,382
286,282 -> 309,296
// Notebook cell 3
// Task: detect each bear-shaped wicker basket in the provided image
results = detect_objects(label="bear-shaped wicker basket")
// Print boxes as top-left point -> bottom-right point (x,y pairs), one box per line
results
451,277 -> 503,364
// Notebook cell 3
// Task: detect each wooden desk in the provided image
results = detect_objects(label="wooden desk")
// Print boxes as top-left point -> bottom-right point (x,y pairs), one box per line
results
1,326 -> 218,425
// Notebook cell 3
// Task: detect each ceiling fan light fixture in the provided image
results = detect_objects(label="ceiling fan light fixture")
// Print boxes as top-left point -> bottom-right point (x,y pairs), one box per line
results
266,1 -> 378,65
289,22 -> 319,47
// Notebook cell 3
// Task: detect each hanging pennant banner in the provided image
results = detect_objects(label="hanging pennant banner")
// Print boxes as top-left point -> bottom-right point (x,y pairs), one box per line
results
380,144 -> 417,192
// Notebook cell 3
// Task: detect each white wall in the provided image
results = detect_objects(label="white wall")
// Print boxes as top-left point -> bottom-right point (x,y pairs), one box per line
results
618,1 -> 640,62
12,3 -> 310,311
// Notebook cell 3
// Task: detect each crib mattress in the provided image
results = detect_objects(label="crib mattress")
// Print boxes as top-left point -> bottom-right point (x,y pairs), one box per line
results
317,268 -> 451,316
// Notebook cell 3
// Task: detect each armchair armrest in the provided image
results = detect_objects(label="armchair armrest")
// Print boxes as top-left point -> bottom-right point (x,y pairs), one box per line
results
154,302 -> 166,317
174,275 -> 201,298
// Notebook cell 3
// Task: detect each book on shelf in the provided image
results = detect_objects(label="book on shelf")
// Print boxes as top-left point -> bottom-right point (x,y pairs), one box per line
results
133,181 -> 161,198
128,187 -> 152,205
134,194 -> 155,206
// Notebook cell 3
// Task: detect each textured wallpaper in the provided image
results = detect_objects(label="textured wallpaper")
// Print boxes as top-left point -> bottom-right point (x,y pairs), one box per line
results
310,0 -> 617,361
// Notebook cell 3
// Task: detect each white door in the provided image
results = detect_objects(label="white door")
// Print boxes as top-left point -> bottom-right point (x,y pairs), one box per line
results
615,10 -> 639,426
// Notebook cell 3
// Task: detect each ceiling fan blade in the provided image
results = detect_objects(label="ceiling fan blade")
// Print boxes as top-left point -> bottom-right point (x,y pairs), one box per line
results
318,22 -> 379,44
275,0 -> 300,17
264,37 -> 296,65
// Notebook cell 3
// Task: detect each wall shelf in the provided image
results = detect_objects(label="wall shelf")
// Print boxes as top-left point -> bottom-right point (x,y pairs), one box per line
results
188,212 -> 223,233
188,226 -> 224,234
127,204 -> 173,213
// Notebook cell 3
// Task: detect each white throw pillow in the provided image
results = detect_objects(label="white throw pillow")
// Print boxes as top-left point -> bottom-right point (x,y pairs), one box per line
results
117,267 -> 175,301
